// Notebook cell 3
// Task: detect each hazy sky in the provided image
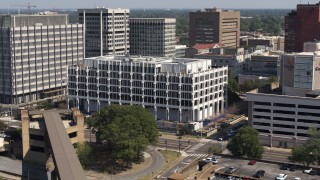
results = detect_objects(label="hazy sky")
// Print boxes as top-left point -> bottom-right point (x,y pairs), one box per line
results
1,0 -> 319,9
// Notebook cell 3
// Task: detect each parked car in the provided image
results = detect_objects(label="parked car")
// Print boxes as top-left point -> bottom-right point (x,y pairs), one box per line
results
309,170 -> 318,175
211,157 -> 219,164
289,165 -> 296,171
254,170 -> 265,178
276,173 -> 287,180
280,164 -> 289,170
303,167 -> 313,173
294,178 -> 301,180
226,167 -> 237,174
227,176 -> 235,180
248,160 -> 257,165
203,157 -> 213,163
217,137 -> 224,141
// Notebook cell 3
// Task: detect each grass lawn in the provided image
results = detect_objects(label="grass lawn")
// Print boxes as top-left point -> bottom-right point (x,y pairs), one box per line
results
138,150 -> 181,180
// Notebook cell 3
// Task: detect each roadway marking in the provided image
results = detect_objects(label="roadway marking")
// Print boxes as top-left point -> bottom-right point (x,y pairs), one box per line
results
186,142 -> 206,153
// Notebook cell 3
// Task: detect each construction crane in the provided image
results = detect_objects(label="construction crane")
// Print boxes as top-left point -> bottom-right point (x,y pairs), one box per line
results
10,3 -> 36,14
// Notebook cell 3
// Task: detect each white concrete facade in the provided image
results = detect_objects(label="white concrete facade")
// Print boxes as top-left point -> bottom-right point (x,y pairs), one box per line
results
247,92 -> 320,148
67,55 -> 228,122
0,14 -> 84,104
78,8 -> 130,58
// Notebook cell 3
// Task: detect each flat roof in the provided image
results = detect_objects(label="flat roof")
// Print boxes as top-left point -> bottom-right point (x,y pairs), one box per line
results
86,55 -> 209,64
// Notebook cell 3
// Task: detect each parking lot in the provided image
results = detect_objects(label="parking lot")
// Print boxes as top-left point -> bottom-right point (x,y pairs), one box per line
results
211,156 -> 316,180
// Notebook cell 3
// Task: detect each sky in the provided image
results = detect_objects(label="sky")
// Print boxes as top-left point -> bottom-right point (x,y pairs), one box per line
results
1,0 -> 320,9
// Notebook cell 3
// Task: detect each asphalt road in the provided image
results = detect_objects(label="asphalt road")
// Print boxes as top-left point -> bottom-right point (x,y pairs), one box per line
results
157,138 -> 196,152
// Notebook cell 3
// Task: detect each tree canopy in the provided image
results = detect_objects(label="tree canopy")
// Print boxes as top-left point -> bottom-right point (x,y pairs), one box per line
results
92,104 -> 158,163
289,128 -> 320,166
75,142 -> 92,169
226,127 -> 264,159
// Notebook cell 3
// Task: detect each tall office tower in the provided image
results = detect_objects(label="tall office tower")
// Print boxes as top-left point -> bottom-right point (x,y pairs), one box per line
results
189,8 -> 240,48
285,2 -> 320,53
67,55 -> 228,122
129,18 -> 176,57
78,8 -> 130,58
0,14 -> 84,104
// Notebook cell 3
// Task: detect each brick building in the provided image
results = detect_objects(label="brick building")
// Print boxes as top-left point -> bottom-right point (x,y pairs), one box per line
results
285,2 -> 320,52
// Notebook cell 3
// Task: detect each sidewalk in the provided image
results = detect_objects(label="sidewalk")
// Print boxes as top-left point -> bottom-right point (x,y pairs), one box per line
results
264,146 -> 292,153
160,133 -> 199,141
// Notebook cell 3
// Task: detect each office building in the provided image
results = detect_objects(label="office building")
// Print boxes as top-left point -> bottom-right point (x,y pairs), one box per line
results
129,18 -> 176,57
0,14 -> 84,104
67,55 -> 228,122
189,8 -> 240,48
241,36 -> 285,51
78,8 -> 130,57
194,47 -> 248,77
285,2 -> 320,52
247,49 -> 320,148
175,45 -> 188,58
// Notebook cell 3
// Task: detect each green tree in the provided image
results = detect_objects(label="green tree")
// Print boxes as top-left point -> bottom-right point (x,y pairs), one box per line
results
75,142 -> 92,169
289,146 -> 315,167
0,121 -> 7,130
226,127 -> 264,159
289,128 -> 320,166
93,105 -> 158,164
38,100 -> 54,110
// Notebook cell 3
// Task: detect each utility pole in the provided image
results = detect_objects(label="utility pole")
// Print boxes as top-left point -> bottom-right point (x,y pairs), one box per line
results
178,138 -> 181,153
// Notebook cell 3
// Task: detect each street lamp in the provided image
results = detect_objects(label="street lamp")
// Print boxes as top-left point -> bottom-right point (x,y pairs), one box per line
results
269,130 -> 273,148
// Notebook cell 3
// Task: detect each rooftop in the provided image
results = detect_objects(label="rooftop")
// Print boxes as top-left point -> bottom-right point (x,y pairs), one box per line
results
192,43 -> 222,50
85,55 -> 208,64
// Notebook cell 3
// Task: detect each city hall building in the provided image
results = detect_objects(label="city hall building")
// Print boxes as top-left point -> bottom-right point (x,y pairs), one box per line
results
67,55 -> 228,122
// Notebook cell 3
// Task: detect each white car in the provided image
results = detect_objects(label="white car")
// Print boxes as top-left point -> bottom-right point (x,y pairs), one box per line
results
203,157 -> 213,163
211,157 -> 219,164
294,178 -> 301,180
276,174 -> 287,180
227,176 -> 235,180
303,168 -> 312,173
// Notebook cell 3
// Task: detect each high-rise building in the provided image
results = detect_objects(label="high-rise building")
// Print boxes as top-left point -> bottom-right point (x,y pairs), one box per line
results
285,2 -> 320,52
0,14 -> 84,104
189,8 -> 240,48
78,8 -> 130,58
129,18 -> 176,57
67,55 -> 228,122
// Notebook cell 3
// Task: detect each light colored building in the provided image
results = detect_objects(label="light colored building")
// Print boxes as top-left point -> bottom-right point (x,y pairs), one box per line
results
175,45 -> 187,58
241,36 -> 284,51
78,8 -> 130,57
67,55 -> 228,122
189,8 -> 240,47
194,47 -> 248,76
247,50 -> 320,148
129,18 -> 176,57
0,14 -> 84,104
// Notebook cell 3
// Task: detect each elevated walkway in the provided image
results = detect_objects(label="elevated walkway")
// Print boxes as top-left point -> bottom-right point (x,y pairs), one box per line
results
43,111 -> 85,180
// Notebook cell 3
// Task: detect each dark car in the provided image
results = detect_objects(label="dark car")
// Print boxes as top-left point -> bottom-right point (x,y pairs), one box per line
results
254,170 -> 265,178
309,170 -> 318,175
289,165 -> 296,171
280,164 -> 289,170
248,160 -> 257,165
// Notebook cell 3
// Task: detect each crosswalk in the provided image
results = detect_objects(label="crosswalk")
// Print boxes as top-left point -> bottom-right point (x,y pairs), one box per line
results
187,153 -> 210,157
210,140 -> 228,144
